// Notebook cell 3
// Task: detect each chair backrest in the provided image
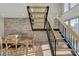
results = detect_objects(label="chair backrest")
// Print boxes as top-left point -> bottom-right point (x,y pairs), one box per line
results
4,35 -> 18,43
20,33 -> 33,40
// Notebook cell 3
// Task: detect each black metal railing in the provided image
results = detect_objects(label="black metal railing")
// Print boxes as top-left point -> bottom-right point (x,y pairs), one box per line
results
44,6 -> 49,29
45,21 -> 57,56
27,6 -> 33,30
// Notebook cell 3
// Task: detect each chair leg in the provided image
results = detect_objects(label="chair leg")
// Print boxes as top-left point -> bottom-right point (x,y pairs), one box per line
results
24,45 -> 26,56
0,41 -> 2,56
6,43 -> 8,56
25,42 -> 28,56
32,45 -> 36,55
15,44 -> 17,56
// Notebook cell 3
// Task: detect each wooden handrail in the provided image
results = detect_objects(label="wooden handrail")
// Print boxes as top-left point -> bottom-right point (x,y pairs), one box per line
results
53,16 -> 79,41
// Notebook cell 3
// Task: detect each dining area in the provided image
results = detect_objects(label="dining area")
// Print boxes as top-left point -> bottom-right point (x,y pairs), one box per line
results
0,32 -> 36,56
0,16 -> 51,56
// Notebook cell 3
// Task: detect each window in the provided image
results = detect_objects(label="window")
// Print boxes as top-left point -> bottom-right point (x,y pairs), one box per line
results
64,3 -> 69,12
70,3 -> 78,8
70,18 -> 79,34
64,3 -> 78,12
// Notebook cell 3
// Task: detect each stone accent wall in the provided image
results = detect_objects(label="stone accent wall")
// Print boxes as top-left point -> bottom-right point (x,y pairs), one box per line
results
4,18 -> 31,35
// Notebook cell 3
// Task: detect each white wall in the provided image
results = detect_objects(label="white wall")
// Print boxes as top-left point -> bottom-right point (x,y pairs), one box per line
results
0,3 -> 53,18
0,3 -> 63,36
0,3 -> 63,18
0,15 -> 4,36
0,3 -> 63,27
0,3 -> 27,18
47,3 -> 63,27
62,4 -> 79,20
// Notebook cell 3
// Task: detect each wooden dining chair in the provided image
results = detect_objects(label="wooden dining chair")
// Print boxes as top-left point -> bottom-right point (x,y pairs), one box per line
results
0,37 -> 7,56
18,33 -> 35,56
4,35 -> 18,56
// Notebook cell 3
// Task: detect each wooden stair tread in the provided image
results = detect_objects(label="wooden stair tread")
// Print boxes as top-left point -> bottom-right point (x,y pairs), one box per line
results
33,19 -> 45,21
55,39 -> 65,42
33,26 -> 44,28
33,24 -> 44,28
33,23 -> 44,25
32,20 -> 44,23
30,11 -> 47,13
53,31 -> 64,40
31,17 -> 45,19
31,12 -> 46,14
30,6 -> 47,8
56,42 -> 68,45
53,31 -> 61,36
56,51 -> 73,56
56,48 -> 72,51
53,27 -> 59,30
56,45 -> 68,49
56,54 -> 73,56
32,21 -> 44,23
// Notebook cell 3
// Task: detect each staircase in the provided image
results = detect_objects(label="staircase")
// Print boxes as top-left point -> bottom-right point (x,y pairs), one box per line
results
27,6 -> 49,31
46,16 -> 79,56
46,22 -> 74,56
53,28 -> 73,56
27,6 -> 79,56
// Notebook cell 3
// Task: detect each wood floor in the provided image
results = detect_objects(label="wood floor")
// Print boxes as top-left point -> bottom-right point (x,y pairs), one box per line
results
33,31 -> 51,56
